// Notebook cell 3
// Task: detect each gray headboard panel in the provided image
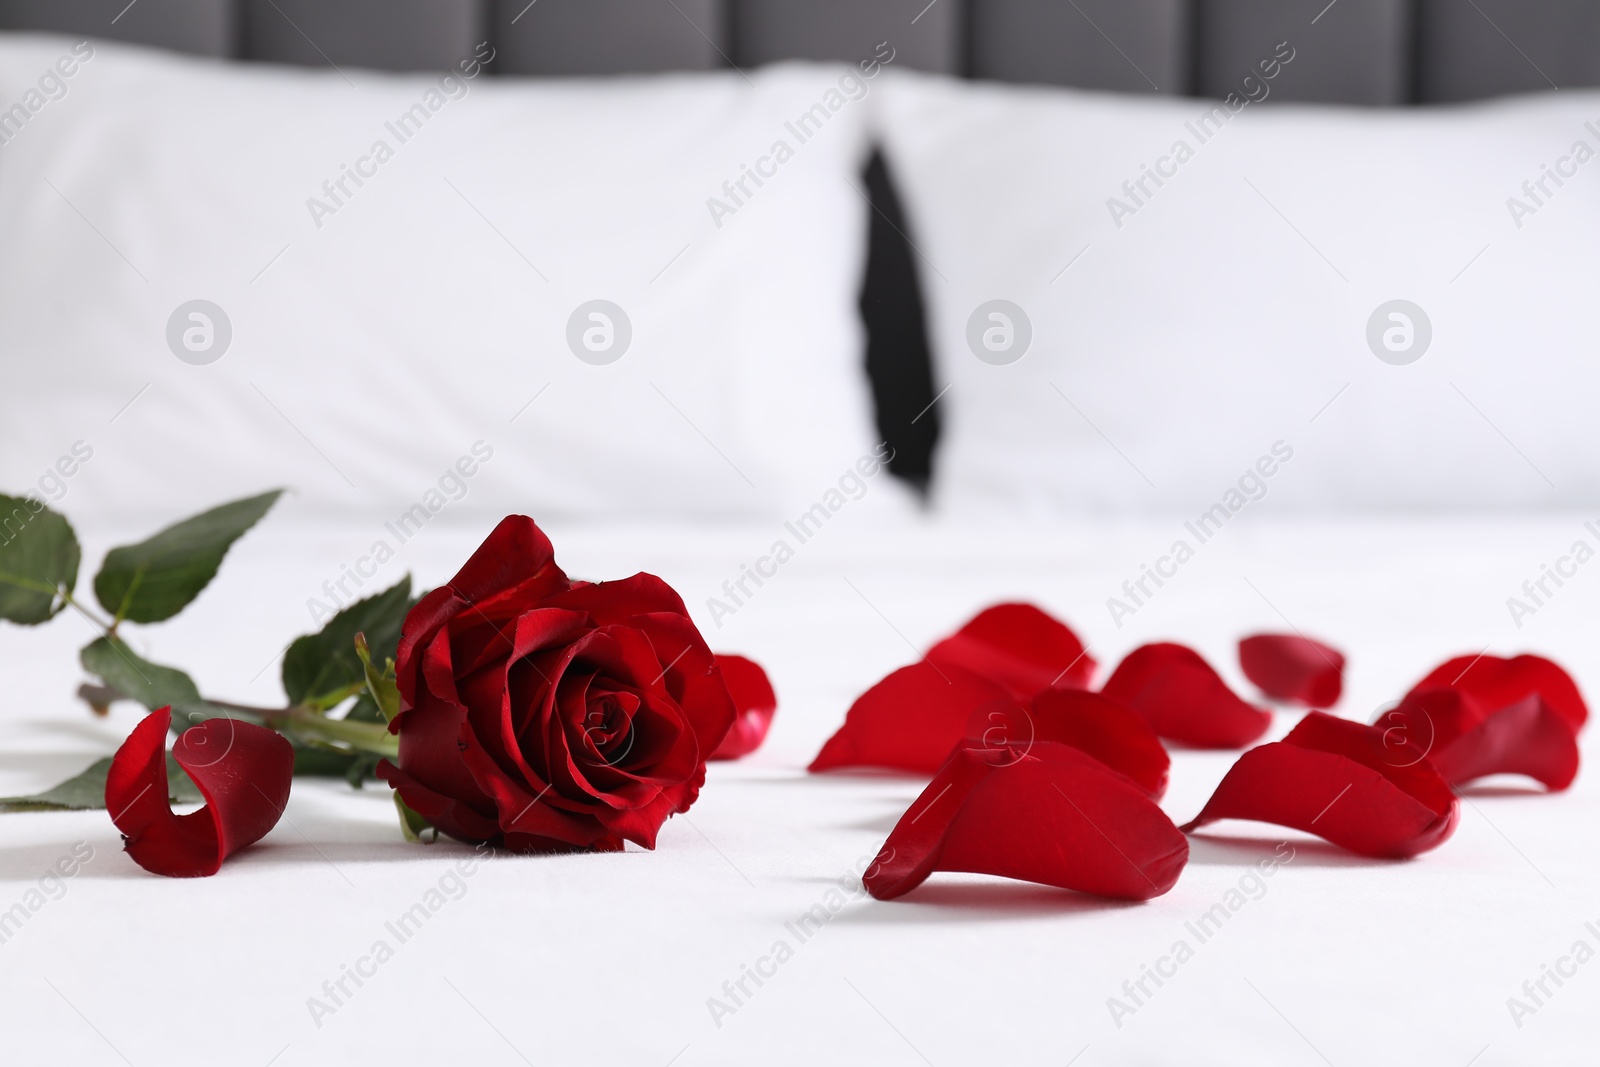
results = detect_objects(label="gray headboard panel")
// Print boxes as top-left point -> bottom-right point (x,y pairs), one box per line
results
0,0 -> 233,56
734,0 -> 961,75
1418,0 -> 1600,102
1197,0 -> 1413,105
969,0 -> 1192,95
1,1 -> 1596,101
243,0 -> 484,71
496,0 -> 724,75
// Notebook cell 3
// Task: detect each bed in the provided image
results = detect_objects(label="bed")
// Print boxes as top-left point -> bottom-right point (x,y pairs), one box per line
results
2,2 -> 1597,1064
0,512 -> 1594,1063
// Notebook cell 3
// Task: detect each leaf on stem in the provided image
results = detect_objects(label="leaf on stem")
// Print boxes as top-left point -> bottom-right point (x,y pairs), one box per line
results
395,793 -> 436,843
93,490 -> 282,624
79,636 -> 248,728
0,754 -> 200,812
283,577 -> 413,708
0,494 -> 81,625
354,631 -> 402,724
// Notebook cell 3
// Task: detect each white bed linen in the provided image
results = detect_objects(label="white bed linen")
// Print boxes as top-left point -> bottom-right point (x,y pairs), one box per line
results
874,70 -> 1600,517
1,511 -> 1596,1065
0,35 -> 891,524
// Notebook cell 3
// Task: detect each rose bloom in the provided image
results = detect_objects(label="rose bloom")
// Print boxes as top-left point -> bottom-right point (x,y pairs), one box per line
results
378,516 -> 737,851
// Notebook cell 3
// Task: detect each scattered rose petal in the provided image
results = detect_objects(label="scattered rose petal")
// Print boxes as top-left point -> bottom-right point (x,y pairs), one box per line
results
1101,643 -> 1271,749
1239,633 -> 1345,707
1380,688 -> 1579,791
965,689 -> 1170,799
810,662 -> 1010,774
710,654 -> 777,760
1404,653 -> 1587,731
1181,711 -> 1458,859
925,603 -> 1096,698
105,706 -> 294,877
864,740 -> 1188,901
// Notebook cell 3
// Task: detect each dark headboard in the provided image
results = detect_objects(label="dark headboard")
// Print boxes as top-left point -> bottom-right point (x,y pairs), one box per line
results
4,0 -> 1593,488
4,0 -> 1596,102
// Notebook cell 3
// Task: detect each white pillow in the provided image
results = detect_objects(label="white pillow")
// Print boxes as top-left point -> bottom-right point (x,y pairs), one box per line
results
875,69 -> 1600,514
0,35 -> 898,524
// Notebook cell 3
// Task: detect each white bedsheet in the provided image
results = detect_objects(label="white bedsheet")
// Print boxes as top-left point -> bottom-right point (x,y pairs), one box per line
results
2,512 -> 1596,1065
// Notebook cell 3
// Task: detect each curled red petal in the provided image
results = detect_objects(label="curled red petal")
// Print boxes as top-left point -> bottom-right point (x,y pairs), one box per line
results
1404,653 -> 1587,731
964,689 -> 1170,799
864,741 -> 1188,901
925,603 -> 1096,699
1379,689 -> 1579,791
1181,711 -> 1459,859
105,707 -> 295,877
1238,633 -> 1345,707
1101,643 -> 1271,749
709,654 -> 777,760
809,662 -> 1010,774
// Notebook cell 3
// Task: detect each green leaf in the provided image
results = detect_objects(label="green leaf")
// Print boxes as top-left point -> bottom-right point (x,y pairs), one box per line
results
81,636 -> 201,709
282,577 -> 413,708
291,745 -> 363,778
354,632 -> 402,724
344,752 -> 382,789
344,691 -> 386,724
93,489 -> 282,624
0,494 -> 81,625
79,637 -> 249,729
394,793 -> 436,844
0,754 -> 201,813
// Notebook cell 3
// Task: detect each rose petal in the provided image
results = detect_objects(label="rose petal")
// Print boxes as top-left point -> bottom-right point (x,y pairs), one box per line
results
1404,653 -> 1587,731
925,603 -> 1096,698
1101,643 -> 1271,748
544,572 -> 696,630
105,707 -> 294,877
809,662 -> 1012,774
710,655 -> 777,760
964,689 -> 1170,799
1181,711 -> 1459,859
549,579 -> 736,759
444,514 -> 571,608
1379,689 -> 1580,791
864,741 -> 1188,901
1238,633 -> 1345,707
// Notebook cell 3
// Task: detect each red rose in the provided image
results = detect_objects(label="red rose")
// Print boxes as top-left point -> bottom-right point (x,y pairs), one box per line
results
377,516 -> 737,852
